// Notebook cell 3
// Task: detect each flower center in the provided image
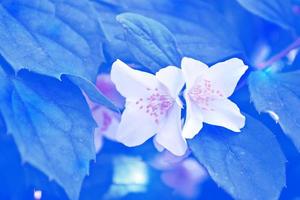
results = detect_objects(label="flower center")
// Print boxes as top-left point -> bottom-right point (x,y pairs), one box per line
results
188,79 -> 223,111
135,87 -> 174,124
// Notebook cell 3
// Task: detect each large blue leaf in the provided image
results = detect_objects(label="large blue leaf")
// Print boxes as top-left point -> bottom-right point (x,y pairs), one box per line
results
92,0 -> 244,65
0,0 -> 120,112
249,70 -> 300,151
116,13 -> 181,72
0,67 -> 96,200
0,0 -> 104,81
235,0 -> 296,31
189,114 -> 286,200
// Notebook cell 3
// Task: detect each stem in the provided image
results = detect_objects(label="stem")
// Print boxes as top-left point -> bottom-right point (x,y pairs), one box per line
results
257,38 -> 300,69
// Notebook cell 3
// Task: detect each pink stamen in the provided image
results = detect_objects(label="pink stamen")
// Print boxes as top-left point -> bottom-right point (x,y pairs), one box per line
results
136,88 -> 174,124
188,79 -> 223,111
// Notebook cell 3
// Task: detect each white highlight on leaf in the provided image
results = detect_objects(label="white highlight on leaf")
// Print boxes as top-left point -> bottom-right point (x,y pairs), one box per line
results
287,48 -> 299,65
104,156 -> 148,199
111,59 -> 187,156
266,110 -> 280,123
113,156 -> 148,185
181,57 -> 248,138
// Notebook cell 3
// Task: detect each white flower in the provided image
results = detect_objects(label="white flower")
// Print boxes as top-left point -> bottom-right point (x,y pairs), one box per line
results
111,60 -> 187,156
181,57 -> 248,139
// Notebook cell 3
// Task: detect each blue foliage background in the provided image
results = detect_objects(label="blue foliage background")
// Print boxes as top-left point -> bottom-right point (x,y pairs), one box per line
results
0,0 -> 300,200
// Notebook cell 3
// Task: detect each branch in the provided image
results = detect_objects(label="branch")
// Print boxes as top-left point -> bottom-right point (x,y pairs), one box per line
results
257,38 -> 300,69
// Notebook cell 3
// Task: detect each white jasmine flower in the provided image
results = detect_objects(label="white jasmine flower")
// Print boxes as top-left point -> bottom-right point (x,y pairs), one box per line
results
111,60 -> 187,156
181,57 -> 248,139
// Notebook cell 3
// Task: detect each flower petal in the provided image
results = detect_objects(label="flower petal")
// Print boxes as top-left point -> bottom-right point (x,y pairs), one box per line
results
155,105 -> 187,156
208,58 -> 248,97
153,137 -> 165,152
182,92 -> 204,139
156,66 -> 185,98
115,102 -> 157,146
94,128 -> 103,153
202,99 -> 245,132
111,59 -> 159,100
181,57 -> 208,89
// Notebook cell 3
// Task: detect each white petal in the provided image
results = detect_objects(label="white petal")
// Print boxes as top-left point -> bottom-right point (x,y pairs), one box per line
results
102,113 -> 120,141
94,128 -> 103,153
153,137 -> 165,152
91,107 -> 119,141
181,57 -> 209,89
156,66 -> 185,98
111,59 -> 159,100
182,92 -> 204,139
155,105 -> 187,156
115,102 -> 157,147
208,58 -> 248,97
202,99 -> 245,132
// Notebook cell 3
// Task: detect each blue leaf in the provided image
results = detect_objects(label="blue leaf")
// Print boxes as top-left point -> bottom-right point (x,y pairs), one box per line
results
235,0 -> 296,31
116,13 -> 182,72
67,75 -> 120,113
0,0 -> 119,114
249,70 -> 300,151
189,114 -> 286,200
92,0 -> 244,65
0,0 -> 104,81
0,68 -> 96,200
